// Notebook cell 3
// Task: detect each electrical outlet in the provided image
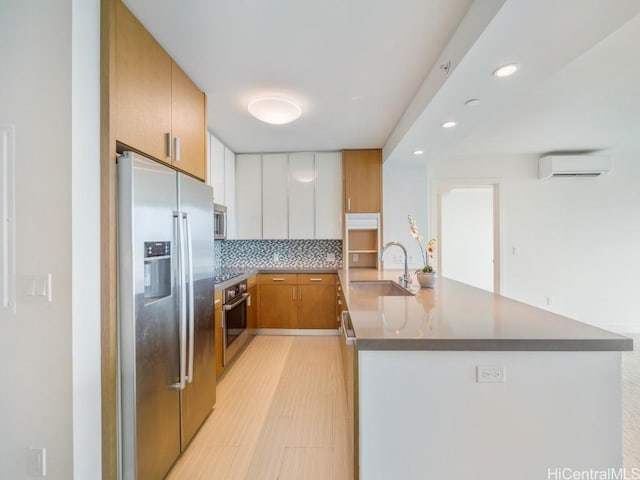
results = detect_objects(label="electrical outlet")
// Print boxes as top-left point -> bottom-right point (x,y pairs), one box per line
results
27,447 -> 46,477
476,365 -> 505,383
353,253 -> 359,262
326,253 -> 336,262
546,296 -> 553,306
273,253 -> 280,262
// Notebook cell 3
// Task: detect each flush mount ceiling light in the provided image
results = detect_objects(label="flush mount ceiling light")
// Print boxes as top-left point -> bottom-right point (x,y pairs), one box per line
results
413,149 -> 424,155
247,96 -> 302,125
493,63 -> 519,78
441,121 -> 457,129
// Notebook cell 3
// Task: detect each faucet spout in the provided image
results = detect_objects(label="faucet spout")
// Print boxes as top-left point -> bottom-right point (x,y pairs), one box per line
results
380,242 -> 411,287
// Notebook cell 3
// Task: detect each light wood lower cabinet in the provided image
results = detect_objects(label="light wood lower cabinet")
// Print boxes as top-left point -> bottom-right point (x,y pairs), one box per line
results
214,290 -> 223,378
247,283 -> 257,333
257,274 -> 336,329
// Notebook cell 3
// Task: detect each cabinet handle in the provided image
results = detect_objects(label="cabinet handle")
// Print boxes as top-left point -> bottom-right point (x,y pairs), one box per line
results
292,287 -> 296,301
165,132 -> 172,158
299,287 -> 302,301
347,197 -> 351,211
309,278 -> 323,282
272,277 -> 285,282
174,136 -> 181,161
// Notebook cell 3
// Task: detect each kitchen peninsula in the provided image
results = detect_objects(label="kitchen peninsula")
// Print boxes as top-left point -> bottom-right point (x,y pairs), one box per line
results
339,269 -> 632,480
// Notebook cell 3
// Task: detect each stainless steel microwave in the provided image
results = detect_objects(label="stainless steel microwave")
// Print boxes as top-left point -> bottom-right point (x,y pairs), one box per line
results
213,203 -> 227,240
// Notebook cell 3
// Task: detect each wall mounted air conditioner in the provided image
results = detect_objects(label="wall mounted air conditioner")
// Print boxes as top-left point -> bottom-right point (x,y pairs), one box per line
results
539,155 -> 611,179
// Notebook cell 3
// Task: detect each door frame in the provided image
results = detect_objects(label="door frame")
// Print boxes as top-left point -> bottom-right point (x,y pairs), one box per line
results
429,178 -> 503,294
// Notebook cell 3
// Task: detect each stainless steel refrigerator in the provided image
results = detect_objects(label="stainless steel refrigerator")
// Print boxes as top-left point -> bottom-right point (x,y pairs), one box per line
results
117,151 -> 216,480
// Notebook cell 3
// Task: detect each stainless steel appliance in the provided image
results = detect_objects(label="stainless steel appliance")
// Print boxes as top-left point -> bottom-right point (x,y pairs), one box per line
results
117,151 -> 216,480
213,203 -> 227,240
222,279 -> 250,365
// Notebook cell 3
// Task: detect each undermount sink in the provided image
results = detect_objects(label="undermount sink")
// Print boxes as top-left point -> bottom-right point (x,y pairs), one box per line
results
349,280 -> 414,297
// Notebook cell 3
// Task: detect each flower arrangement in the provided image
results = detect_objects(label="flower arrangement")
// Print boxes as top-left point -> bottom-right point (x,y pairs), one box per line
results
408,215 -> 436,274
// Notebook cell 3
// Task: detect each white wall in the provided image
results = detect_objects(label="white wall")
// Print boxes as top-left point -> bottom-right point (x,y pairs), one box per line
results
0,1 -> 101,479
428,153 -> 640,334
71,0 -> 102,477
382,162 -> 429,270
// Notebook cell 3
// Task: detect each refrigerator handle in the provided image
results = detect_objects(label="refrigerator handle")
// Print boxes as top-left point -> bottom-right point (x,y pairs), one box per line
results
184,212 -> 195,384
171,211 -> 187,391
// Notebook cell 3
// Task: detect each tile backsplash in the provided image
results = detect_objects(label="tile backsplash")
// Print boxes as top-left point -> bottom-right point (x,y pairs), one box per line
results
217,239 -> 342,269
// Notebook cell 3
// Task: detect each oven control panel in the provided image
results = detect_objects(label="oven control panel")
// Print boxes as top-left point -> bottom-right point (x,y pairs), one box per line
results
224,280 -> 247,304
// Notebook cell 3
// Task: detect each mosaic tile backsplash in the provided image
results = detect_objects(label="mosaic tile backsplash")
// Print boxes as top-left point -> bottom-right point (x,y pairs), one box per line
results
217,240 -> 343,269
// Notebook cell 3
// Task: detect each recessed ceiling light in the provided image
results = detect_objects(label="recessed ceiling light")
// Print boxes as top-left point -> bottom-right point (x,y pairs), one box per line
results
441,121 -> 457,129
493,63 -> 519,78
413,149 -> 424,155
465,98 -> 480,107
247,96 -> 302,125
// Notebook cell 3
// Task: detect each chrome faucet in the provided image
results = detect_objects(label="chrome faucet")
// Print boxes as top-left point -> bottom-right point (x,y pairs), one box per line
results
380,242 -> 411,288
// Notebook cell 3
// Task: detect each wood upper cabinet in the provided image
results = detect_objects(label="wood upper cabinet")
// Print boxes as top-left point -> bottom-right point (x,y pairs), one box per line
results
115,0 -> 172,163
171,62 -> 206,180
115,1 -> 206,180
343,149 -> 382,213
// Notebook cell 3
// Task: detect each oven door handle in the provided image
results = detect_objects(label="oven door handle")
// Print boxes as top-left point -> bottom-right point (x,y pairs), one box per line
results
223,293 -> 249,311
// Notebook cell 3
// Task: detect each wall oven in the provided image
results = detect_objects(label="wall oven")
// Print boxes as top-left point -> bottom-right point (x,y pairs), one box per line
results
214,203 -> 227,240
222,279 -> 250,365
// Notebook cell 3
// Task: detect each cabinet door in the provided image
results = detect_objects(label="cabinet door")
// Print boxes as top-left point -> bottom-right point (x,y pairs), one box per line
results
171,62 -> 206,180
224,147 -> 236,238
247,286 -> 257,332
209,133 -> 225,202
343,149 -> 382,213
262,154 -> 288,239
289,152 -> 315,239
298,284 -> 336,329
214,291 -> 223,378
315,152 -> 342,239
258,284 -> 297,328
115,1 -> 172,163
235,154 -> 262,239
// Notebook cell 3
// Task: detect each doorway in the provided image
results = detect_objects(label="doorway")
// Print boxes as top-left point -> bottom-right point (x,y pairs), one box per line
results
435,183 -> 500,293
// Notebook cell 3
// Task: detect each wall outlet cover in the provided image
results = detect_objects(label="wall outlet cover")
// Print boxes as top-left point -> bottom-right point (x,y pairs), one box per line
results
476,365 -> 506,383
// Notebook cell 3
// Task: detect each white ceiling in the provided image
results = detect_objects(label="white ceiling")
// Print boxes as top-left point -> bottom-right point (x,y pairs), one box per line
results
123,0 -> 640,160
123,0 -> 474,153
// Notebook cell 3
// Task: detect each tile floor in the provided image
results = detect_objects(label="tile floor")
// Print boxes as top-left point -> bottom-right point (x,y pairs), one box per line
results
167,333 -> 639,478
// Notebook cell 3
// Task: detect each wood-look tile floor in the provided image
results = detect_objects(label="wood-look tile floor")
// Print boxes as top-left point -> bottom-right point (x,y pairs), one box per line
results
167,336 -> 352,480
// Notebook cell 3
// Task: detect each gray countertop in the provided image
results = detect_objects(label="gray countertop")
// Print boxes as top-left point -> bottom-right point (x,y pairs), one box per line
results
338,269 -> 633,352
214,267 -> 339,291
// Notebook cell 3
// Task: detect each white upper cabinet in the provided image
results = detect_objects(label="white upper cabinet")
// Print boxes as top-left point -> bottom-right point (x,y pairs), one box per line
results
224,146 -> 236,239
208,133 -> 224,202
234,151 -> 342,240
262,154 -> 288,239
315,152 -> 342,239
288,153 -> 315,239
235,154 -> 262,239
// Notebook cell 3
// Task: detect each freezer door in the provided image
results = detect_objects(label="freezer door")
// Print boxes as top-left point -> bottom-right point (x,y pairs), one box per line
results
118,152 -> 182,480
178,173 -> 216,449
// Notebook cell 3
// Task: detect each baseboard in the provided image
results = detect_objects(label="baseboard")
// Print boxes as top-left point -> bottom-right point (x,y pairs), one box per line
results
255,328 -> 339,336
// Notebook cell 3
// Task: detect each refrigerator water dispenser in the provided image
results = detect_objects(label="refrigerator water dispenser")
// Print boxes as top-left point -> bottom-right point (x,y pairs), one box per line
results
143,241 -> 171,303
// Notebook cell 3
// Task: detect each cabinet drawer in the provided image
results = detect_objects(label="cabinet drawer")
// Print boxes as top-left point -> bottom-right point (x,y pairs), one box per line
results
247,274 -> 257,289
258,273 -> 298,285
297,274 -> 336,285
